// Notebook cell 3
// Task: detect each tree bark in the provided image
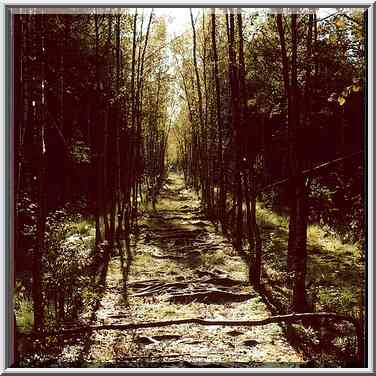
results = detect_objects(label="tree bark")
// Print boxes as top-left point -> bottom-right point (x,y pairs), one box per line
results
94,12 -> 102,247
190,9 -> 207,208
226,9 -> 243,254
211,9 -> 227,231
276,13 -> 309,312
32,13 -> 46,331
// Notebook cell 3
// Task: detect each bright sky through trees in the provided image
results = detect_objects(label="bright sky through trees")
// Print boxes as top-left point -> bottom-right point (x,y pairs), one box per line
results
154,8 -> 339,37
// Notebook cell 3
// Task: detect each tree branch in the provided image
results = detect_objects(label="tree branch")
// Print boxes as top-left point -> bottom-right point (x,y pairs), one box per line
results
258,150 -> 363,193
26,312 -> 359,338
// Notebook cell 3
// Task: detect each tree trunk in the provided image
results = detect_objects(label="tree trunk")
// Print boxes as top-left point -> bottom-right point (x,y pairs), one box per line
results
292,176 -> 308,312
32,13 -> 46,331
226,9 -> 242,253
276,14 -> 308,312
94,12 -> 102,247
190,9 -> 206,208
211,9 -> 226,231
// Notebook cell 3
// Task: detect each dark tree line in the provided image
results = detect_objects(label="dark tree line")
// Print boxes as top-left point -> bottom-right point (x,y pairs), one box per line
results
174,8 -> 364,313
13,10 -> 171,332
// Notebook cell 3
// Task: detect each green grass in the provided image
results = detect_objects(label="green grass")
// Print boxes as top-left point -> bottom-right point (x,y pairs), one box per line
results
256,202 -> 289,228
256,203 -> 364,317
66,218 -> 95,237
247,296 -> 269,315
15,297 -> 34,333
255,204 -> 363,364
256,203 -> 361,260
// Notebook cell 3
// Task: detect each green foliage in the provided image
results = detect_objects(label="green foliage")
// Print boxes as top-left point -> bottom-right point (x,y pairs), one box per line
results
259,203 -> 363,317
14,286 -> 34,334
17,193 -> 38,238
256,202 -> 288,228
336,80 -> 362,106
70,141 -> 91,164
308,170 -> 364,244
42,209 -> 96,324
316,287 -> 359,316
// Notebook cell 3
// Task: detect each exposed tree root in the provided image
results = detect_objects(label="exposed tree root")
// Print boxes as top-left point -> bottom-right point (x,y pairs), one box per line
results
128,275 -> 246,298
152,234 -> 204,241
127,279 -> 161,288
149,251 -> 200,260
168,289 -> 254,303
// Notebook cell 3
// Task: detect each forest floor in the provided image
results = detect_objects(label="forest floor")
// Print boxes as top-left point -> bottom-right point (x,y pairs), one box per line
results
17,173 -> 363,367
56,173 -> 306,367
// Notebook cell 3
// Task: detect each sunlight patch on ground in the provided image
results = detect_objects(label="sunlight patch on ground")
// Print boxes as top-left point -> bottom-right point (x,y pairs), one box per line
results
257,202 -> 364,318
66,173 -> 305,366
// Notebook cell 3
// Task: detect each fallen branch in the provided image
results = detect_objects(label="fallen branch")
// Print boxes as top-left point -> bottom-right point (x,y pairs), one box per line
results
27,312 -> 361,338
25,313 -> 364,361
258,150 -> 362,193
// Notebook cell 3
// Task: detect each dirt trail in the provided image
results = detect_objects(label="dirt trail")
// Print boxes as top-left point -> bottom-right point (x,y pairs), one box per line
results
61,173 -> 305,367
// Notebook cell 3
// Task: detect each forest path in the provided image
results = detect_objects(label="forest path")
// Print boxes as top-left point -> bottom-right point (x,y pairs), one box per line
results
64,173 -> 305,367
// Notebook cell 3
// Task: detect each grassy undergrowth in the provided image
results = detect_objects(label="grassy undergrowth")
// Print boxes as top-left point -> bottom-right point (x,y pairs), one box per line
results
15,214 -> 97,335
256,202 -> 364,317
14,296 -> 34,334
255,202 -> 364,366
